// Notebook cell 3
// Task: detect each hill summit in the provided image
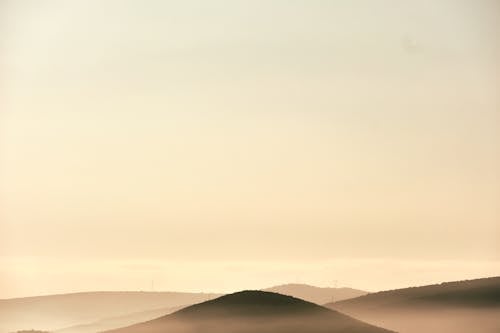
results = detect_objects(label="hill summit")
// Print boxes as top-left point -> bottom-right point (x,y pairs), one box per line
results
174,290 -> 330,318
107,290 -> 393,333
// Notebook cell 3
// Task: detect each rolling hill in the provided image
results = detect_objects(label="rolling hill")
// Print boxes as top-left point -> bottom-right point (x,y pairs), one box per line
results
57,284 -> 367,333
106,290 -> 394,333
264,283 -> 367,304
0,291 -> 220,333
0,283 -> 366,333
326,276 -> 500,333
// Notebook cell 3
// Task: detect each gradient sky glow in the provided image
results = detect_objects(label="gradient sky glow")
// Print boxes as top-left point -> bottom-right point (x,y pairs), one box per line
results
1,0 -> 499,298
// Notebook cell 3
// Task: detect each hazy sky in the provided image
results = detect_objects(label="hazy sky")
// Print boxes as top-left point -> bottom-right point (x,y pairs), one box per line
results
1,0 -> 499,298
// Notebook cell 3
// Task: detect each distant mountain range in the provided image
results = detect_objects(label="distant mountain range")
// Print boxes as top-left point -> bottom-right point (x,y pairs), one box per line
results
264,283 -> 367,304
0,291 -> 220,333
0,284 -> 364,333
326,276 -> 500,333
105,290 -> 393,333
5,278 -> 499,333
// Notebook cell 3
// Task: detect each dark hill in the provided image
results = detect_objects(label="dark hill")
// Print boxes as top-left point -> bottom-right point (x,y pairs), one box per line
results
174,290 -> 331,318
327,276 -> 500,333
106,290 -> 393,333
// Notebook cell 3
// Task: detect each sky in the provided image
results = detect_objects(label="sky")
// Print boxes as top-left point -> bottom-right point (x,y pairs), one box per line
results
0,0 -> 499,298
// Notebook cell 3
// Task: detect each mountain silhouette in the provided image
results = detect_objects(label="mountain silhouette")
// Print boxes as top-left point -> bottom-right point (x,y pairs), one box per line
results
0,283 -> 366,333
264,283 -> 367,304
327,277 -> 500,333
106,290 -> 393,333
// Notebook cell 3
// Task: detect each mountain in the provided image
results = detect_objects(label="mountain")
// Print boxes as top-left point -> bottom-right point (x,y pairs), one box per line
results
264,283 -> 367,304
106,290 -> 393,333
326,276 -> 500,333
0,291 -> 220,333
0,283 -> 367,333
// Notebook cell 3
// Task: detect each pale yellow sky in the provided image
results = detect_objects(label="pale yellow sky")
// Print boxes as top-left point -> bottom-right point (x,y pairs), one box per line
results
1,0 -> 499,298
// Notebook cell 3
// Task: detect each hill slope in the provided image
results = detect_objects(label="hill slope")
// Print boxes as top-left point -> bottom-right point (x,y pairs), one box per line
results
55,305 -> 186,333
327,276 -> 500,333
0,291 -> 220,333
264,283 -> 367,304
107,291 -> 393,333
